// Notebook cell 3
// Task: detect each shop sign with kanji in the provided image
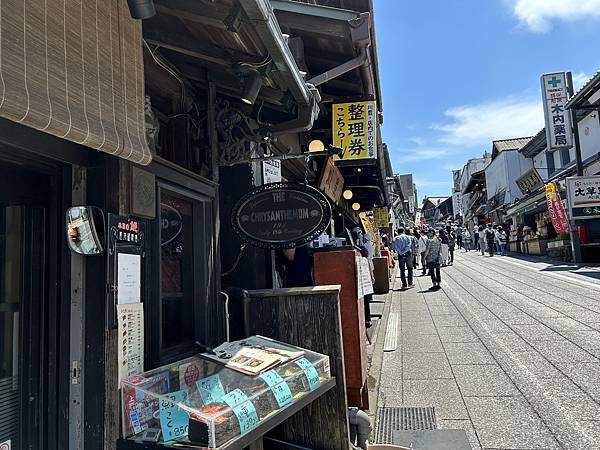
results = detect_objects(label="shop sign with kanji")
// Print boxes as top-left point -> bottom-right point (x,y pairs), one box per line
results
516,168 -> 544,195
541,72 -> 573,150
373,206 -> 389,228
332,101 -> 377,161
566,176 -> 600,219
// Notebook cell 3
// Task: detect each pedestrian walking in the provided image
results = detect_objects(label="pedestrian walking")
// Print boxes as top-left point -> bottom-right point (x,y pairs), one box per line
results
439,229 -> 449,266
485,223 -> 496,256
393,227 -> 414,290
418,230 -> 429,276
447,226 -> 456,265
478,225 -> 485,255
463,228 -> 472,252
424,228 -> 442,291
497,226 -> 507,255
412,230 -> 421,269
455,225 -> 463,249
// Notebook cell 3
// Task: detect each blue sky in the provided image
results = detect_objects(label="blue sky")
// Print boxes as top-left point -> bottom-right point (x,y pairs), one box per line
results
374,0 -> 600,199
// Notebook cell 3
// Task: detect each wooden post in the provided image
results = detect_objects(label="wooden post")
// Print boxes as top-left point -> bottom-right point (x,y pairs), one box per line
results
245,286 -> 351,450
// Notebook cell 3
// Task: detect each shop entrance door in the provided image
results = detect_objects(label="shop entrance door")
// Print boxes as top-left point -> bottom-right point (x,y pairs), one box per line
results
0,164 -> 54,450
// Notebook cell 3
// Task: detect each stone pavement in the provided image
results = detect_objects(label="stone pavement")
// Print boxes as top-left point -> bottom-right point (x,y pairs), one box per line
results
376,250 -> 600,450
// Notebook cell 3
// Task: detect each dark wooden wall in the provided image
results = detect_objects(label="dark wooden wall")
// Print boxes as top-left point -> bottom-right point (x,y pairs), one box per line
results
245,286 -> 350,450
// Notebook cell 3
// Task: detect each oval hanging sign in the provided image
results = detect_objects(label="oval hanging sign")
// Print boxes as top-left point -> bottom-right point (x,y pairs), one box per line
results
232,182 -> 332,249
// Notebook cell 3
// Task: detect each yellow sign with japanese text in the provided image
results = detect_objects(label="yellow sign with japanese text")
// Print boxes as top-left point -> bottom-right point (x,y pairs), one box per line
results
332,101 -> 377,161
373,207 -> 389,228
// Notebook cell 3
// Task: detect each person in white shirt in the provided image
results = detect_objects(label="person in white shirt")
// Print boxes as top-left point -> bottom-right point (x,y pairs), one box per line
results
418,232 -> 429,276
478,225 -> 485,256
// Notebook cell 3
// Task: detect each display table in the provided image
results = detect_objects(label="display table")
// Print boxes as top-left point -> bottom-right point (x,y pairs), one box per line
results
117,340 -> 335,449
313,249 -> 369,409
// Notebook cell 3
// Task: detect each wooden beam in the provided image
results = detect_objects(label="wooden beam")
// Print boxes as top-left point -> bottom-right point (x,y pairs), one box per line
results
145,31 -> 236,67
153,0 -> 230,30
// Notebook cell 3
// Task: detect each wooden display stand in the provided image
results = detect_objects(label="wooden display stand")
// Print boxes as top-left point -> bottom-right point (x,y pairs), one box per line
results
313,249 -> 369,409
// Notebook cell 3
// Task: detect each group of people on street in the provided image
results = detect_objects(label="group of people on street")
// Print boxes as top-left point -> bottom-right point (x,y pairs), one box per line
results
391,222 -> 509,291
392,225 -> 457,291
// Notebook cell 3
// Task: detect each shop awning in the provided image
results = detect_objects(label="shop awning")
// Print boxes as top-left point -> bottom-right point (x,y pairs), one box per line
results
506,190 -> 546,217
0,0 -> 151,165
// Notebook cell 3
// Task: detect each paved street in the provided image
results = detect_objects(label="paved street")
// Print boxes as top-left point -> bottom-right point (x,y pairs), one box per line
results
378,251 -> 600,450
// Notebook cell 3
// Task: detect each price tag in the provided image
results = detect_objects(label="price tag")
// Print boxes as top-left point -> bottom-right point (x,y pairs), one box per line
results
221,388 -> 259,434
259,370 -> 293,408
295,358 -> 321,391
159,390 -> 189,442
196,374 -> 226,404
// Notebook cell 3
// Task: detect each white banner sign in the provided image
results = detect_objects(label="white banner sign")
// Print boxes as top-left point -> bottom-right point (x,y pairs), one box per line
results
262,160 -> 281,184
566,176 -> 600,220
541,72 -> 573,150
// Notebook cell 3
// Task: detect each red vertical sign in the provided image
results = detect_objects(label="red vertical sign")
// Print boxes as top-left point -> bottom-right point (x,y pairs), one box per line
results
546,182 -> 570,234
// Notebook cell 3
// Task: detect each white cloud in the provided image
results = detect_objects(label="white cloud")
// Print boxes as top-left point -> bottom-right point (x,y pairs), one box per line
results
512,0 -> 600,32
573,72 -> 592,91
394,148 -> 450,163
433,96 -> 544,147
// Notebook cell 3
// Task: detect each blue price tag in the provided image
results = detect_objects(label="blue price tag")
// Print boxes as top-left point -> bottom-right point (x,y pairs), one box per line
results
159,390 -> 189,442
259,370 -> 293,408
295,358 -> 321,391
196,374 -> 226,404
221,388 -> 260,434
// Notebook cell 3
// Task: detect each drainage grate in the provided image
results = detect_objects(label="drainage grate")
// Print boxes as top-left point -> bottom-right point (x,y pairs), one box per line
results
375,406 -> 437,444
383,313 -> 399,352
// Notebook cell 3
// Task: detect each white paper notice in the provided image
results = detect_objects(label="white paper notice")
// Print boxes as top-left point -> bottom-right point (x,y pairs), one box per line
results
117,253 -> 141,304
0,440 -> 11,450
117,303 -> 144,382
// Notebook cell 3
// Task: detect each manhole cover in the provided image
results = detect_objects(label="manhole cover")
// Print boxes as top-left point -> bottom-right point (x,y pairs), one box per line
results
376,406 -> 437,444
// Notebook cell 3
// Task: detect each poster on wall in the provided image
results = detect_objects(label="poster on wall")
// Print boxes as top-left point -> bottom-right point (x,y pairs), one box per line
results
356,256 -> 374,298
117,303 -> 145,382
117,253 -> 141,304
262,160 -> 282,184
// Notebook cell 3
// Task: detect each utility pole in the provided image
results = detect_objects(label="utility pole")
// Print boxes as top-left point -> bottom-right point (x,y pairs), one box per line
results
566,72 -> 583,263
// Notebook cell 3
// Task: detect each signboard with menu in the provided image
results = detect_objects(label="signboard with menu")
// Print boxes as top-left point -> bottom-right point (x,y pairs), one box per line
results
566,176 -> 600,220
541,72 -> 573,150
318,158 -> 344,203
332,101 -> 377,162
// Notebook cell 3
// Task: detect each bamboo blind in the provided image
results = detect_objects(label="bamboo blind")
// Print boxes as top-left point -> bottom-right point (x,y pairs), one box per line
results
0,0 -> 151,165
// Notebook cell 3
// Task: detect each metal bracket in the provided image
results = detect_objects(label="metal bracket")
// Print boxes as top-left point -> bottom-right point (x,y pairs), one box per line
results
224,6 -> 244,33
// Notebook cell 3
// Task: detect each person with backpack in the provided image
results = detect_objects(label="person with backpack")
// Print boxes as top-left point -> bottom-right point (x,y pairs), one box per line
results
455,225 -> 463,249
424,228 -> 442,290
439,229 -> 449,266
447,226 -> 456,265
418,230 -> 429,276
497,226 -> 508,255
463,228 -> 472,252
485,223 -> 496,256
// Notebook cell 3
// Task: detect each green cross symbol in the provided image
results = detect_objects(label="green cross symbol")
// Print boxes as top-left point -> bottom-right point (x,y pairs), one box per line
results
547,76 -> 562,88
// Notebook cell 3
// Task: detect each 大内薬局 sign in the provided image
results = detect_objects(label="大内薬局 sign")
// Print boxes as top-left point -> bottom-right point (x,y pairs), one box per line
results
332,101 -> 377,161
541,72 -> 573,151
566,176 -> 600,220
232,182 -> 332,249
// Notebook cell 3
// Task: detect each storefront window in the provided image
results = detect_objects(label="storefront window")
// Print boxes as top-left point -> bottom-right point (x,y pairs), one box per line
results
160,190 -> 195,350
153,185 -> 211,364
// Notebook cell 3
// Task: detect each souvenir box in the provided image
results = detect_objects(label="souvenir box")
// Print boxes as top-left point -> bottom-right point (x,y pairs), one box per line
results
120,342 -> 331,448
